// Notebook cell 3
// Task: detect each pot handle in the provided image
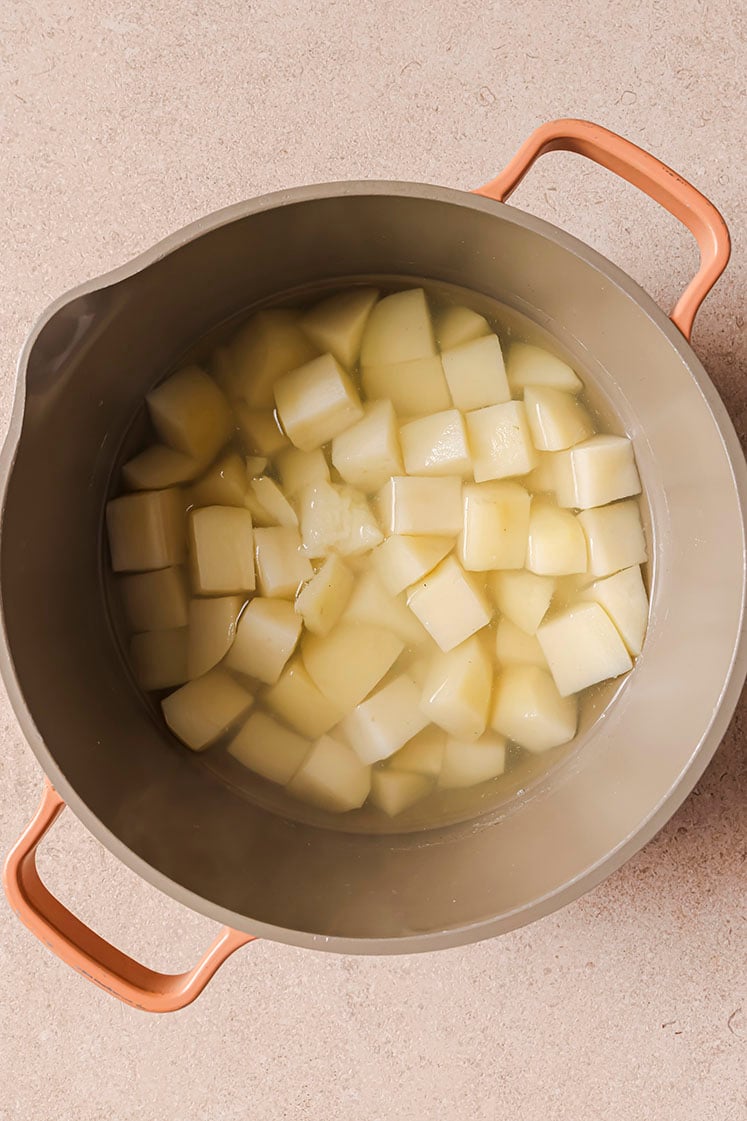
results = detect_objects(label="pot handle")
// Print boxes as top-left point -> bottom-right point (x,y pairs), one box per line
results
3,781 -> 255,1012
474,118 -> 730,341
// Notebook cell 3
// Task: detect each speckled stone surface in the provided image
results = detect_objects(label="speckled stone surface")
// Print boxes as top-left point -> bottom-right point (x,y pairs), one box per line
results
1,2 -> 745,1118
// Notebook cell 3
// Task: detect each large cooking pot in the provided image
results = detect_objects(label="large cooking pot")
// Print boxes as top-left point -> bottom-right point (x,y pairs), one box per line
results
3,120 -> 746,1012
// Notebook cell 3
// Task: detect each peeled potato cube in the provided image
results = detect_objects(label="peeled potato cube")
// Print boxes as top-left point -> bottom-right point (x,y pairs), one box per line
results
341,674 -> 429,764
130,627 -> 188,691
438,732 -> 507,789
506,342 -> 583,394
189,506 -> 255,594
236,405 -> 290,458
264,657 -> 342,738
228,711 -> 309,785
297,481 -> 383,559
190,453 -> 248,508
495,616 -> 548,669
389,725 -> 446,777
489,569 -> 555,635
123,445 -> 201,490
287,734 -> 371,813
526,499 -> 587,576
274,353 -> 363,451
458,481 -> 530,571
419,634 -> 492,739
371,770 -> 432,816
343,571 -> 429,647
299,287 -> 378,369
491,664 -> 577,753
275,446 -> 330,497
466,401 -> 537,482
553,435 -> 641,509
524,386 -> 595,451
146,366 -> 233,463
187,596 -> 241,679
578,500 -> 646,577
371,535 -> 453,596
107,488 -> 186,573
434,305 -> 491,350
254,527 -> 313,597
407,556 -> 492,652
248,476 -> 298,527
360,288 -> 436,365
161,667 -> 253,751
225,597 -> 301,684
441,334 -> 510,411
580,565 -> 649,656
230,309 -> 318,408
376,476 -> 463,536
332,400 -> 403,493
245,456 -> 268,477
525,451 -> 559,495
119,566 -> 188,632
537,602 -> 633,696
361,355 -> 451,416
399,409 -> 472,477
302,622 -> 403,712
295,555 -> 354,636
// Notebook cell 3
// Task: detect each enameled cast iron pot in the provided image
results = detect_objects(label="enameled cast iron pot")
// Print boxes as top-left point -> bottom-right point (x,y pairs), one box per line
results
3,120 -> 746,1012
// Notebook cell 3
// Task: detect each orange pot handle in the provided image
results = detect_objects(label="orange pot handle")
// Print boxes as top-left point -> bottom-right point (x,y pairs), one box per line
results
474,118 -> 731,341
3,781 -> 255,1012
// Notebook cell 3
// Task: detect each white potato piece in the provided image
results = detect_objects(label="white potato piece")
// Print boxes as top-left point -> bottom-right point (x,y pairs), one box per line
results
389,725 -> 446,777
230,309 -> 318,408
376,476 -> 463,536
275,446 -> 330,497
553,435 -> 641,509
274,353 -> 363,451
254,526 -> 313,597
537,602 -> 633,696
524,386 -> 595,451
189,506 -> 255,594
441,334 -> 510,411
299,287 -> 379,369
190,452 -> 248,508
287,734 -> 371,813
506,342 -> 583,394
495,616 -> 548,669
107,488 -> 186,573
524,451 -> 559,495
578,500 -> 647,577
371,535 -> 453,596
360,288 -> 436,365
419,634 -> 493,740
361,355 -> 451,416
331,400 -> 403,493
407,556 -> 492,652
370,770 -> 432,816
119,566 -> 189,632
434,305 -> 491,350
579,565 -> 649,656
225,597 -> 301,684
228,711 -> 309,785
295,555 -> 354,636
438,732 -> 507,789
162,667 -> 253,751
526,499 -> 587,576
264,657 -> 342,738
146,366 -> 233,463
490,664 -> 577,753
248,476 -> 298,527
466,401 -> 538,482
130,627 -> 189,691
489,569 -> 555,635
399,409 -> 472,477
236,405 -> 290,458
341,674 -> 429,764
123,445 -> 201,490
297,481 -> 383,558
343,571 -> 429,647
187,595 -> 241,679
458,481 -> 530,571
302,622 -> 403,711
245,456 -> 268,478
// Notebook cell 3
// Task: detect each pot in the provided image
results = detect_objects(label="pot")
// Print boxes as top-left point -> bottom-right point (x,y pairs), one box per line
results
3,120 -> 745,1012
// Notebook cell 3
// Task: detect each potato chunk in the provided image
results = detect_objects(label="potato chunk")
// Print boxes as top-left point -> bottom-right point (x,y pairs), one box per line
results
458,481 -> 530,571
362,355 -> 451,416
506,342 -> 582,394
495,616 -> 548,669
187,596 -> 241,679
343,572 -> 429,647
331,400 -> 403,493
130,627 -> 189,691
225,597 -> 301,684
441,334 -> 510,411
254,526 -> 313,597
190,453 -> 248,508
106,488 -> 186,573
490,664 -> 577,753
370,770 -> 432,816
294,555 -> 354,636
438,732 -> 507,789
228,711 -> 309,785
579,565 -> 649,656
525,451 -> 559,495
376,476 -> 463,537
524,386 -> 594,451
275,446 -> 330,497
236,405 -> 290,458
406,556 -> 492,652
146,366 -> 233,463
230,309 -> 319,408
264,657 -> 342,738
299,287 -> 378,369
341,674 -> 429,764
434,305 -> 491,350
399,409 -> 472,477
526,499 -> 587,576
553,435 -> 641,509
578,500 -> 646,577
247,476 -> 298,527
189,506 -> 255,594
360,288 -> 436,365
419,634 -> 493,740
119,566 -> 188,632
274,353 -> 363,451
389,725 -> 446,777
123,445 -> 201,491
466,401 -> 537,482
537,602 -> 633,695
297,481 -> 383,559
371,535 -> 453,596
302,622 -> 403,712
161,668 -> 253,751
489,569 -> 554,635
287,734 -> 371,813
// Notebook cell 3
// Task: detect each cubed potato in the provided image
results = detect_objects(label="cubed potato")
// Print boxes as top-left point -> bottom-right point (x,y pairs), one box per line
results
438,732 -> 507,789
537,602 -> 633,696
524,386 -> 595,451
275,446 -> 330,497
189,506 -> 255,594
341,674 -> 429,764
187,596 -> 241,679
553,435 -> 641,509
146,365 -> 233,464
371,535 -> 453,596
245,456 -> 268,478
407,556 -> 492,652
225,597 -> 301,684
466,401 -> 538,482
399,409 -> 472,477
343,571 -> 429,647
434,305 -> 491,350
360,288 -> 436,365
506,342 -> 582,394
376,476 -> 463,536
361,355 -> 451,416
489,569 -> 555,635
264,657 -> 342,738
129,627 -> 189,691
236,405 -> 290,458
210,345 -> 239,400
389,724 -> 446,777
370,770 -> 432,816
299,287 -> 379,369
119,566 -> 189,632
419,634 -> 493,739
302,622 -> 403,712
526,499 -> 587,576
295,555 -> 354,636
228,711 -> 310,785
495,616 -> 548,669
190,453 -> 248,508
161,667 -> 253,751
274,353 -> 363,451
579,565 -> 649,656
248,476 -> 298,527
457,481 -> 530,571
230,309 -> 319,408
297,481 -> 383,559
287,734 -> 371,813
490,664 -> 577,753
254,526 -> 313,597
331,400 -> 403,493
123,444 -> 201,490
578,500 -> 647,577
107,488 -> 186,573
441,334 -> 510,411
525,451 -> 559,494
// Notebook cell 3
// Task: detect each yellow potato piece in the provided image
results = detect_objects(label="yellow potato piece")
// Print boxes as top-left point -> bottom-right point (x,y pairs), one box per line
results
119,566 -> 188,633
578,500 -> 647,577
161,667 -> 253,751
122,445 -> 201,491
434,305 -> 491,351
370,769 -> 432,816
579,565 -> 649,656
554,435 -> 642,509
147,365 -> 233,463
230,309 -> 319,408
106,488 -> 186,573
248,476 -> 298,527
489,569 -> 555,635
187,596 -> 241,679
389,725 -> 446,777
537,601 -> 633,696
275,446 -> 330,497
295,555 -> 354,636
274,353 -> 363,451
399,409 -> 472,477
376,476 -> 463,537
299,287 -> 379,369
438,732 -> 507,789
419,634 -> 493,740
441,334 -> 510,412
225,598 -> 301,685
360,288 -> 436,365
130,627 -> 189,691
491,664 -> 577,753
236,405 -> 290,458
263,658 -> 342,738
190,453 -> 248,508
287,734 -> 371,813
361,355 -> 451,417
524,386 -> 595,451
332,400 -> 404,493
297,481 -> 383,559
341,674 -> 429,764
228,711 -> 310,785
406,556 -> 492,652
466,401 -> 537,483
495,616 -> 548,669
506,342 -> 583,394
189,506 -> 255,594
254,526 -> 313,598
343,571 -> 429,647
371,534 -> 453,597
302,622 -> 403,712
458,481 -> 530,571
526,499 -> 587,576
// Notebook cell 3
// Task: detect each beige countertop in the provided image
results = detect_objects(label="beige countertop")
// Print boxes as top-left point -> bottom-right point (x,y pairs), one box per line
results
1,2 -> 745,1118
